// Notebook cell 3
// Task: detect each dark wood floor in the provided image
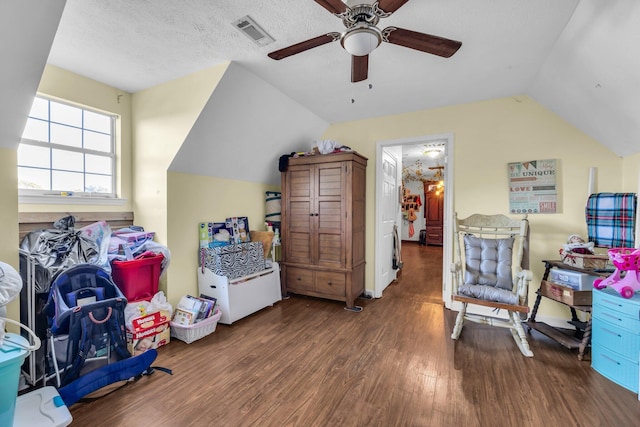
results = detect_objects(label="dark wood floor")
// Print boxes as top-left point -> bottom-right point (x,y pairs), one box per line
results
69,243 -> 640,426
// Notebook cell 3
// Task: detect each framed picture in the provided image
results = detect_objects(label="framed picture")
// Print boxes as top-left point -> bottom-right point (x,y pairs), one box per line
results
508,159 -> 557,214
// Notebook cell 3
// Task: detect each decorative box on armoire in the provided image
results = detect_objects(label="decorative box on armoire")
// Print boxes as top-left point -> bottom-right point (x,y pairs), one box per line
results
280,151 -> 367,311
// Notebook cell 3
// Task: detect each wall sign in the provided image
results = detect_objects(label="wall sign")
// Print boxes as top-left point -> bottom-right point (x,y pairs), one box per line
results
508,159 -> 557,214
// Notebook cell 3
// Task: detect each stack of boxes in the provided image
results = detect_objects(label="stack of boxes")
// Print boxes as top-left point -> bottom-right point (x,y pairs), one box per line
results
126,309 -> 171,355
199,216 -> 250,248
109,229 -> 169,354
543,268 -> 600,305
198,217 -> 266,280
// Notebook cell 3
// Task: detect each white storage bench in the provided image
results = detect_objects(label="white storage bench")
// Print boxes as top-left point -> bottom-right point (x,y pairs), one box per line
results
197,262 -> 282,324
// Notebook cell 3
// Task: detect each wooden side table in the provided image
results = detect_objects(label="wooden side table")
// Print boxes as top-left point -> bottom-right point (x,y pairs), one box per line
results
526,260 -> 610,361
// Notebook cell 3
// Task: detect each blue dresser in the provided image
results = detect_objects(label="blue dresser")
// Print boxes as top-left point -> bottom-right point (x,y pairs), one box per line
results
592,288 -> 640,393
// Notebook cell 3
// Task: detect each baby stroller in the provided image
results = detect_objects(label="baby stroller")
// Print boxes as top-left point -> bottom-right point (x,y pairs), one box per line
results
44,264 -> 130,387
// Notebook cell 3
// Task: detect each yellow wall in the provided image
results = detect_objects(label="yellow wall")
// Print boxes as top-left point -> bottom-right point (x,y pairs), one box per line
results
622,152 -> 640,192
321,95 -> 626,321
7,65 -> 638,326
0,148 -> 20,323
131,63 -> 229,302
166,172 -> 279,305
20,64 -> 134,213
131,62 -> 229,245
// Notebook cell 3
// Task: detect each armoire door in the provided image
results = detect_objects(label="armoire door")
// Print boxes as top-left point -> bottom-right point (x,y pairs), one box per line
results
285,162 -> 345,267
315,161 -> 345,268
425,194 -> 443,225
285,165 -> 313,265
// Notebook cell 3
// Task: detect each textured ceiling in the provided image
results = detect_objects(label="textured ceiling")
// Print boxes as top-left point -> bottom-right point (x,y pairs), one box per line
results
44,0 -> 640,157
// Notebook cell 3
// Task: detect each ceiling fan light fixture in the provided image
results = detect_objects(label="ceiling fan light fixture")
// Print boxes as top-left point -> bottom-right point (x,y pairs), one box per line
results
341,25 -> 381,56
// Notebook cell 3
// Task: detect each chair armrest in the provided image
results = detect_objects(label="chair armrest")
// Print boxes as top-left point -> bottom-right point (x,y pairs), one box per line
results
515,268 -> 533,302
451,261 -> 462,293
450,261 -> 461,274
516,268 -> 533,282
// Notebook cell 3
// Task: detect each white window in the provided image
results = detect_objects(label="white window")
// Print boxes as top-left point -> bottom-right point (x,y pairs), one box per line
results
18,96 -> 116,198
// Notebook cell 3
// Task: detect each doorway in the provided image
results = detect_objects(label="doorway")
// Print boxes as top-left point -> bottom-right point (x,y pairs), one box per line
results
374,133 -> 455,308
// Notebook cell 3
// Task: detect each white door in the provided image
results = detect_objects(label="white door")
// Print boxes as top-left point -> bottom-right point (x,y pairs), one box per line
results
376,147 -> 401,297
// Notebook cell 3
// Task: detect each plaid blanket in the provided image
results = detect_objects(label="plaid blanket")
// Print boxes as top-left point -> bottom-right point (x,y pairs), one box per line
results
585,193 -> 637,247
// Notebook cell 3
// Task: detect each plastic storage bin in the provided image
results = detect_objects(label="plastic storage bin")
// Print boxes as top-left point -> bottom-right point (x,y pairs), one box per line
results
1,333 -> 30,427
548,267 -> 600,291
13,386 -> 72,426
111,253 -> 164,302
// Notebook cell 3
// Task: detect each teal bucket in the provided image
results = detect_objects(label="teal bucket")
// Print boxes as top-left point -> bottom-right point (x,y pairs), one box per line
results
0,333 -> 30,426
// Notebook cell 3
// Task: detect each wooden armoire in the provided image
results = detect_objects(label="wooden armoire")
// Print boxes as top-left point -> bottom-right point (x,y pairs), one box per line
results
423,180 -> 444,245
280,152 -> 367,311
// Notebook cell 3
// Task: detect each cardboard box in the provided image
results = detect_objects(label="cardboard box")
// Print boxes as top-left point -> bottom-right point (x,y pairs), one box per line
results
200,222 -> 229,248
199,242 -> 265,280
127,310 -> 171,356
541,280 -> 592,306
225,217 -> 250,243
548,268 -> 600,291
199,222 -> 211,248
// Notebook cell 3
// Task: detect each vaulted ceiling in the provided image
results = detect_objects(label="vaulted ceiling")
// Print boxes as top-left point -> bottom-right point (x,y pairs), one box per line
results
2,0 -> 639,157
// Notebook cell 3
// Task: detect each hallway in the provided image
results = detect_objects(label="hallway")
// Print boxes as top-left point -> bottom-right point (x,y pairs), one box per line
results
394,241 -> 444,306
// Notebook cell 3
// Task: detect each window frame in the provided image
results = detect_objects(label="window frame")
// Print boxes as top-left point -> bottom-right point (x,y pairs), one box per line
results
18,95 -> 118,200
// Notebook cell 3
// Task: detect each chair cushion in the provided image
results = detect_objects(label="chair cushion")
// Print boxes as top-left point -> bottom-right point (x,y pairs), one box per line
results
457,284 -> 519,305
463,235 -> 514,290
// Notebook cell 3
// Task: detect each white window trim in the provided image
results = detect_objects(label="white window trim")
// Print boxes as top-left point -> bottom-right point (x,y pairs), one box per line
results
19,194 -> 128,206
18,95 -> 119,203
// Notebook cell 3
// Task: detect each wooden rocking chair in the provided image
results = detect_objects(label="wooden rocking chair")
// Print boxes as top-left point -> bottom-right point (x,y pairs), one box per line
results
450,213 -> 533,357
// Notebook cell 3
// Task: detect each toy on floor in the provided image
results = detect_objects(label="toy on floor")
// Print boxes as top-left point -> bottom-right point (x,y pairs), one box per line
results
593,248 -> 640,298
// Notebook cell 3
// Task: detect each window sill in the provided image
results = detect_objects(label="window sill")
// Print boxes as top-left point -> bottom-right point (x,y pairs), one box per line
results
19,194 -> 128,206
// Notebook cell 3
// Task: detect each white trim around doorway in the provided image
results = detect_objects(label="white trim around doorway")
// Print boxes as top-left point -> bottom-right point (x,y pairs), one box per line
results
374,133 -> 455,308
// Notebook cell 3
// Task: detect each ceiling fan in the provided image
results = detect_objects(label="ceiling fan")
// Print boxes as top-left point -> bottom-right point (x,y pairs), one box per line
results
267,0 -> 462,83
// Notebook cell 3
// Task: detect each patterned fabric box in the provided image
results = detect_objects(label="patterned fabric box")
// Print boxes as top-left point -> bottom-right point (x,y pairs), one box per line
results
200,242 -> 265,280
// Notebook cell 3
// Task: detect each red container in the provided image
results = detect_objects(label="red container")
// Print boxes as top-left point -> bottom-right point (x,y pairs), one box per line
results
111,253 -> 164,302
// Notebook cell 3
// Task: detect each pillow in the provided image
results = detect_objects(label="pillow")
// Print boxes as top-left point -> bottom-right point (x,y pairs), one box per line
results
463,235 -> 514,290
458,284 -> 519,305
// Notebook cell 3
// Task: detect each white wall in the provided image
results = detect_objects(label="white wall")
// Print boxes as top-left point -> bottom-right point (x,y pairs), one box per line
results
170,62 -> 329,186
0,0 -> 65,150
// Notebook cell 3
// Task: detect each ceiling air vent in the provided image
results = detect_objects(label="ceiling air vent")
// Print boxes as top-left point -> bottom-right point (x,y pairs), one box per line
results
232,15 -> 274,46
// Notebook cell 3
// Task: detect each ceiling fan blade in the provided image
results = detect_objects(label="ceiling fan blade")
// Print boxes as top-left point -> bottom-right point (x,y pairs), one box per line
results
377,0 -> 410,14
268,33 -> 339,60
384,27 -> 462,58
314,0 -> 349,15
351,55 -> 369,83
